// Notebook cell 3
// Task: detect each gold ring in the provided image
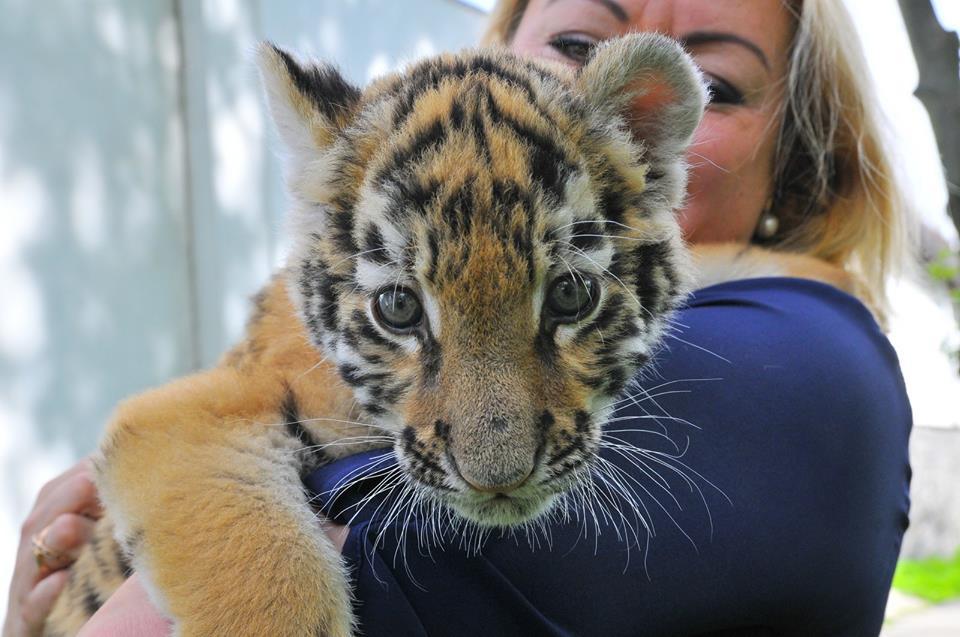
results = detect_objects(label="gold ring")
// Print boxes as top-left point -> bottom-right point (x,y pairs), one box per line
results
31,527 -> 64,570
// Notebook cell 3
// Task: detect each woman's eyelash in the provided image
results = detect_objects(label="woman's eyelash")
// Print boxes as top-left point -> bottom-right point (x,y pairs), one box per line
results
706,76 -> 745,106
547,35 -> 597,63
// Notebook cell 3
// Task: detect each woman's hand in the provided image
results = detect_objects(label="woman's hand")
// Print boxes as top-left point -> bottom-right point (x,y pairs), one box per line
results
3,459 -> 102,637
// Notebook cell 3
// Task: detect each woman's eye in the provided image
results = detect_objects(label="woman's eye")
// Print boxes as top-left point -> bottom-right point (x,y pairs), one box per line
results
547,34 -> 597,64
373,287 -> 423,332
706,76 -> 745,106
546,275 -> 598,322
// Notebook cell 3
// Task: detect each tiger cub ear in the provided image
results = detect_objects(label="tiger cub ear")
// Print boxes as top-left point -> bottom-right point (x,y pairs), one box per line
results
256,42 -> 361,161
578,33 -> 707,155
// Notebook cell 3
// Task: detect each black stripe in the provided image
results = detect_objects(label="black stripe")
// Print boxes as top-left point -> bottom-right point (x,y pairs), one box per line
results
491,179 -> 536,282
469,105 -> 492,162
351,309 -> 401,352
548,438 -> 585,466
363,402 -> 387,416
482,88 -> 572,202
450,98 -> 465,128
341,326 -> 360,349
281,388 -> 316,449
576,370 -> 608,390
247,286 -> 270,327
390,55 -> 552,130
549,458 -> 586,482
425,231 -> 440,284
596,174 -> 629,225
88,533 -> 111,575
330,209 -> 357,255
574,410 -> 590,433
395,177 -> 442,213
434,419 -> 452,441
378,118 -> 447,184
82,578 -> 103,616
403,424 -> 444,481
604,367 -> 628,395
538,411 -> 555,434
632,241 -> 673,316
338,363 -> 390,388
281,387 -> 329,472
300,258 -> 345,335
631,352 -> 651,368
360,351 -> 383,365
570,220 -> 605,252
592,320 -> 641,359
534,329 -> 558,365
511,225 -> 535,283
575,294 -> 625,343
419,335 -> 443,386
361,225 -> 391,264
440,182 -> 473,237
374,382 -> 407,405
491,179 -> 536,214
272,45 -> 360,122
114,542 -> 133,577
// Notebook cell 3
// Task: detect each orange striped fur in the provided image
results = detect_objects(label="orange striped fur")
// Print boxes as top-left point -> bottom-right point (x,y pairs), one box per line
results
46,35 -> 713,635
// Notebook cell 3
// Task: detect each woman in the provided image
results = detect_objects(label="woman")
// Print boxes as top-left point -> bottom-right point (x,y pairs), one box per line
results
4,1 -> 912,635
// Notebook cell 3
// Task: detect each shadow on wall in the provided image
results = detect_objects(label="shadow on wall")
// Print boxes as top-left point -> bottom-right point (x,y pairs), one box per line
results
0,0 -> 483,607
0,0 -> 196,490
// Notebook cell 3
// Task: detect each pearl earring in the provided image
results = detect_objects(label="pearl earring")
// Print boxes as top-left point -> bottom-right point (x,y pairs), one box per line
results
756,211 -> 779,240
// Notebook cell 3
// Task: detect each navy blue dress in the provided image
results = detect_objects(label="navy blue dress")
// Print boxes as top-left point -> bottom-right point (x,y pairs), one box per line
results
305,278 -> 912,637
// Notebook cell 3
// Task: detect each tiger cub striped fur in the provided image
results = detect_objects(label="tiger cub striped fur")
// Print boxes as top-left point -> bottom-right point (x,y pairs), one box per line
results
46,34 -> 707,636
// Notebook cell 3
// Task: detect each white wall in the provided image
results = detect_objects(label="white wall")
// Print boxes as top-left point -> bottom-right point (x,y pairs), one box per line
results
1,1 -> 195,607
0,0 -> 484,610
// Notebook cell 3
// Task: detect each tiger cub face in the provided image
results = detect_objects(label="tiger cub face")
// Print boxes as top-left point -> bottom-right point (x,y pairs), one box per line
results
258,35 -> 706,526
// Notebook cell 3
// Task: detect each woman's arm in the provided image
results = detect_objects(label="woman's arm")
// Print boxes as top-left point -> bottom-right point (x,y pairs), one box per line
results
75,575 -> 170,637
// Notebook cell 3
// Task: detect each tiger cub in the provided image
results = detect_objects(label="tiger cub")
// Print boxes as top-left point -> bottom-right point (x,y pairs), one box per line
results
46,34 -> 707,636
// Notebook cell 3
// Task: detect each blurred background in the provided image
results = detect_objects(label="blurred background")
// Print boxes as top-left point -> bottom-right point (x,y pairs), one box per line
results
1,0 -> 958,629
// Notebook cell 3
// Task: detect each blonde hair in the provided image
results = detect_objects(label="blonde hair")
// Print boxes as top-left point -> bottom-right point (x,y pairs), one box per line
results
483,0 -> 910,312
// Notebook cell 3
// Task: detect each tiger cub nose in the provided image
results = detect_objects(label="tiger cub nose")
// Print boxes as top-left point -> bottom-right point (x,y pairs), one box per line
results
449,447 -> 538,493
460,467 -> 534,494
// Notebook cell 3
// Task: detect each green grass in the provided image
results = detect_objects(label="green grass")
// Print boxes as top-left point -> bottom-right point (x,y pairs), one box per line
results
893,550 -> 960,603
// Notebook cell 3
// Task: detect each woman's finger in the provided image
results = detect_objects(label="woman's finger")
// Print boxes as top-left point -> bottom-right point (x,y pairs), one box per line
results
28,459 -> 98,521
21,471 -> 101,545
17,477 -> 100,587
19,569 -> 70,635
32,513 -> 98,578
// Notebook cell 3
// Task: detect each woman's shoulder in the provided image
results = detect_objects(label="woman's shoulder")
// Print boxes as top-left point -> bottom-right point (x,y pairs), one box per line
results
660,275 -> 912,449
688,275 -> 880,330
678,276 -> 901,385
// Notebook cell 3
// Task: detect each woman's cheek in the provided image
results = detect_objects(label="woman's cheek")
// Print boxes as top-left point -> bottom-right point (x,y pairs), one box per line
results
679,115 -> 771,243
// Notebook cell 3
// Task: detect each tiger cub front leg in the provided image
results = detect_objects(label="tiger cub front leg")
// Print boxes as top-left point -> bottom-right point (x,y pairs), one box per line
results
96,367 -> 354,637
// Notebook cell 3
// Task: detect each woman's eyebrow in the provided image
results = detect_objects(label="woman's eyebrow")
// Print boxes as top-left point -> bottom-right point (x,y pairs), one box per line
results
680,31 -> 770,70
548,0 -> 629,23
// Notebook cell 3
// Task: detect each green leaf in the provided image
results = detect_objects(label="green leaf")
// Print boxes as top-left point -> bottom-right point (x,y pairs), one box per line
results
893,550 -> 960,603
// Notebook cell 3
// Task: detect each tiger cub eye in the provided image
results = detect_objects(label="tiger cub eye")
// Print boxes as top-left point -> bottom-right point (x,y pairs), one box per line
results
546,275 -> 597,321
374,287 -> 423,331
